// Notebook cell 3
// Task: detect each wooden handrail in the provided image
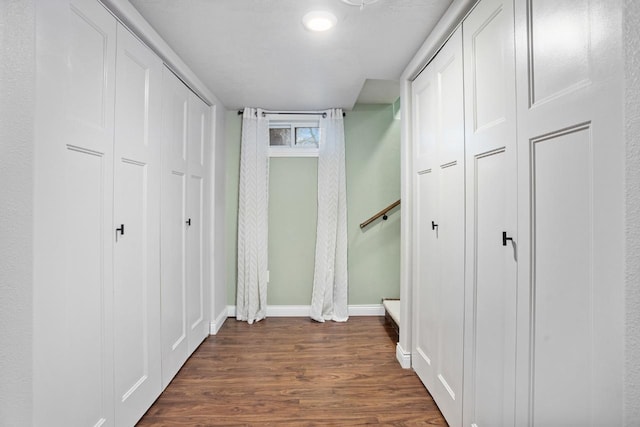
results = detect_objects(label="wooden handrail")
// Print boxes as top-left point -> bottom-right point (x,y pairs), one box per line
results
360,199 -> 401,229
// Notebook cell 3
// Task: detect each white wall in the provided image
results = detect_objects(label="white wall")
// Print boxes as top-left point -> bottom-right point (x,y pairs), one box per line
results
0,1 -> 35,425
624,1 -> 640,425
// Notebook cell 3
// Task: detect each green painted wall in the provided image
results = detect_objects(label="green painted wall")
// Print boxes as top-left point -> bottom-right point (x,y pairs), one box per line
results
267,158 -> 318,304
225,111 -> 241,305
345,104 -> 401,304
225,103 -> 400,306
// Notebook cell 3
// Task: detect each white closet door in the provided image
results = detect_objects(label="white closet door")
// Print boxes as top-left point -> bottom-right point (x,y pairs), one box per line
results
186,92 -> 211,353
412,27 -> 465,427
462,0 -> 517,426
412,163 -> 439,395
431,28 -> 465,427
160,67 -> 190,387
412,43 -> 439,399
412,63 -> 440,392
34,0 -> 116,425
413,61 -> 438,173
514,0 -> 625,425
113,23 -> 163,426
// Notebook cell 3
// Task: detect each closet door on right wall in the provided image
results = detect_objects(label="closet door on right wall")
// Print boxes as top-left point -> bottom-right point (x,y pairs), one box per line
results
412,27 -> 465,427
514,1 -> 624,426
462,0 -> 518,425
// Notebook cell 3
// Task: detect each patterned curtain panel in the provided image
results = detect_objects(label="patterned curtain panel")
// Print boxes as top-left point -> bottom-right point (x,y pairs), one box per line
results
310,108 -> 349,322
236,108 -> 269,324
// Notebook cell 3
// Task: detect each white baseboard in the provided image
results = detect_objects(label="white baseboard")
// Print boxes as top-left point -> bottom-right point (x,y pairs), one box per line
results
268,305 -> 311,316
396,342 -> 411,369
227,305 -> 236,317
209,308 -> 228,335
226,304 -> 384,318
226,305 -> 309,318
348,304 -> 385,316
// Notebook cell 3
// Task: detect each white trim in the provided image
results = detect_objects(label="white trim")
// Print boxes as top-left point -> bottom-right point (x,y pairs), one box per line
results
399,78 -> 414,369
268,305 -> 311,317
269,148 -> 319,158
227,305 -> 236,317
226,304 -> 385,318
400,0 -> 477,81
348,304 -> 385,316
209,308 -> 228,335
99,0 -> 216,106
396,342 -> 412,369
268,119 -> 320,157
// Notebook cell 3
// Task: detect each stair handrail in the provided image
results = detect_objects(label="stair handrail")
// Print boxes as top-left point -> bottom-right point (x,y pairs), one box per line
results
359,199 -> 401,229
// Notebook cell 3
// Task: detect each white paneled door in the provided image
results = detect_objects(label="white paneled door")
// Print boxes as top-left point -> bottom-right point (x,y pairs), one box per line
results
412,39 -> 437,405
514,0 -> 625,425
34,0 -> 117,425
412,27 -> 465,427
462,0 -> 518,426
113,24 -> 163,426
186,92 -> 211,354
160,67 -> 190,387
160,70 -> 211,387
35,0 -> 214,425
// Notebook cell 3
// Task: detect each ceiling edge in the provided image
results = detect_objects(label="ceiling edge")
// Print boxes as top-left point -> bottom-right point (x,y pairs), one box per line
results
99,0 -> 221,107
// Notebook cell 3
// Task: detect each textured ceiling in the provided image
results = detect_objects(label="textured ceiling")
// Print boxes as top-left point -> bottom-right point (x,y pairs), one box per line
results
130,0 -> 452,110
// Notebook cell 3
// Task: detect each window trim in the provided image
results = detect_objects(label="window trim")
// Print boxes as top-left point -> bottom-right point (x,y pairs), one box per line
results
268,118 -> 321,158
269,146 -> 320,158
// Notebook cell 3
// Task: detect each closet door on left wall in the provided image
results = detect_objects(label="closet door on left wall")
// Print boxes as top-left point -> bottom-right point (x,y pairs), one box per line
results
33,0 -> 117,424
160,69 -> 211,388
186,91 -> 211,354
113,23 -> 163,427
160,67 -> 191,387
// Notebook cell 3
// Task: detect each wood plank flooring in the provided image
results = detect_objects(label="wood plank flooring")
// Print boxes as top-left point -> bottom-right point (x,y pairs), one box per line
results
137,316 -> 447,426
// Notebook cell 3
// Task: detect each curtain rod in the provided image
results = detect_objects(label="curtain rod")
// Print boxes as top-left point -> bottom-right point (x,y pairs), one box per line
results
237,110 -> 346,117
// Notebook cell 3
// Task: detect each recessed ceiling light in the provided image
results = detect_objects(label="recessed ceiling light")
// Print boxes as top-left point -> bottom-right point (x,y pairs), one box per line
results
302,11 -> 337,32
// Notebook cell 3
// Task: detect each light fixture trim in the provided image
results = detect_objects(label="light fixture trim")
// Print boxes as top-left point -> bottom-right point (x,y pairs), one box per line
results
302,10 -> 337,32
340,0 -> 379,7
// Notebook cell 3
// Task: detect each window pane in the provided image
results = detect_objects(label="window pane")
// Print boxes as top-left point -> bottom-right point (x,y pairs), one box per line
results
295,127 -> 319,147
270,128 -> 291,146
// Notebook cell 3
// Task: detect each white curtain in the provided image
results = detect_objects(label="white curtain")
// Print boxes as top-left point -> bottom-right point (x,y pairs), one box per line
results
310,108 -> 349,322
236,108 -> 269,324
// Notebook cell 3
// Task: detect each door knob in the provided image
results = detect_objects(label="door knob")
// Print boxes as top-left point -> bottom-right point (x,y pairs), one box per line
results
432,221 -> 438,230
186,218 -> 191,226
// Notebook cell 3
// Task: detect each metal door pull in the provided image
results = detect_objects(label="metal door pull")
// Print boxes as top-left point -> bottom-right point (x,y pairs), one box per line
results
115,224 -> 124,241
502,231 -> 513,246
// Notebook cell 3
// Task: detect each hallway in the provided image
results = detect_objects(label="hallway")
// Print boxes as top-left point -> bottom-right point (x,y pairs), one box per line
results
138,317 -> 446,426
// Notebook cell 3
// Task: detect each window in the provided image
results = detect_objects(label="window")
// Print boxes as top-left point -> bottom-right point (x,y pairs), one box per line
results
295,127 -> 320,147
269,119 -> 320,157
269,127 -> 291,146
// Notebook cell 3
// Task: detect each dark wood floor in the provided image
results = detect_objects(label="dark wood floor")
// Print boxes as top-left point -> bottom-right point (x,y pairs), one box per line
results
137,316 -> 447,426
